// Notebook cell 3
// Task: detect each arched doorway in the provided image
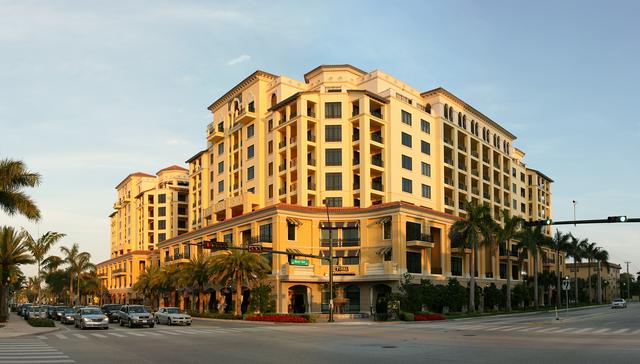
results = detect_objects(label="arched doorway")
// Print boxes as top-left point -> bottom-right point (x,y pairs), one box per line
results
344,285 -> 360,313
288,285 -> 309,314
372,284 -> 391,315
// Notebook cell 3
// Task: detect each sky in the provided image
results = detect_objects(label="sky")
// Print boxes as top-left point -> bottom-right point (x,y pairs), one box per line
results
1,0 -> 639,278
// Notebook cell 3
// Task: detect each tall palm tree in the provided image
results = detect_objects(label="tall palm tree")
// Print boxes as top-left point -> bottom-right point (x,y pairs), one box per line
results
42,255 -> 64,273
60,243 -> 94,306
25,231 -> 65,303
516,225 -> 546,309
566,235 -> 587,306
79,270 -> 100,305
583,242 -> 598,303
538,270 -> 557,306
547,229 -> 571,307
0,159 -> 41,220
0,226 -> 34,321
494,209 -> 524,312
182,255 -> 215,313
211,250 -> 270,316
134,265 -> 163,309
594,247 -> 609,304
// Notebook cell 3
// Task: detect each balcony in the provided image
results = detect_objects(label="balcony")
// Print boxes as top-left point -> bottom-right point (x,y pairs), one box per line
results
290,136 -> 297,145
371,110 -> 383,119
371,132 -> 383,144
372,180 -> 383,191
352,156 -> 360,165
483,175 -> 490,182
290,159 -> 297,169
471,151 -> 479,158
483,192 -> 490,200
278,164 -> 286,172
444,137 -> 453,146
307,133 -> 316,142
444,196 -> 454,207
278,186 -> 287,195
236,104 -> 256,125
458,182 -> 467,190
307,158 -> 316,166
444,177 -> 454,186
112,268 -> 126,276
308,181 -> 316,190
482,156 -> 490,164
471,187 -> 479,195
444,157 -> 454,166
278,140 -> 287,149
353,180 -> 361,190
471,169 -> 479,177
307,109 -> 316,118
207,123 -> 224,142
352,130 -> 360,141
458,144 -> 467,152
371,156 -> 383,168
458,163 -> 467,171
406,233 -> 434,248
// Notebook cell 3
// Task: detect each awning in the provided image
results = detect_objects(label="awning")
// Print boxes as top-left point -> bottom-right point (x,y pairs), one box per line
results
319,221 -> 360,228
335,250 -> 346,257
377,216 -> 392,225
377,247 -> 392,256
286,217 -> 302,226
346,250 -> 360,257
320,250 -> 331,258
286,248 -> 303,255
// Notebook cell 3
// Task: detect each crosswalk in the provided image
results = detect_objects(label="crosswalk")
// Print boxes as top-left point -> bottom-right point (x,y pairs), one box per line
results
398,322 -> 640,337
0,339 -> 74,363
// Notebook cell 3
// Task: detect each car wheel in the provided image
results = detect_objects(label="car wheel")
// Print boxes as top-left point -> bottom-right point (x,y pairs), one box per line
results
187,323 -> 191,326
154,317 -> 159,324
149,323 -> 154,328
168,319 -> 172,326
128,320 -> 133,328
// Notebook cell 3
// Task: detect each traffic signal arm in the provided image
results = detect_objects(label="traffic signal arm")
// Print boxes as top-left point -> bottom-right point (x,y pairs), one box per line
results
526,216 -> 637,226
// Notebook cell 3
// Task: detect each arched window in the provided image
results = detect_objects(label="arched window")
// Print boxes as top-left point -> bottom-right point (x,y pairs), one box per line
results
444,104 -> 449,119
270,93 -> 277,107
458,112 -> 462,126
449,106 -> 454,121
462,115 -> 466,129
482,127 -> 486,140
425,103 -> 431,114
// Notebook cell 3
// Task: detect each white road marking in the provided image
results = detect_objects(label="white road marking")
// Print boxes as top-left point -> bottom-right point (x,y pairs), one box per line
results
108,332 -> 126,337
144,331 -> 164,336
611,328 -> 630,334
516,326 -> 542,332
486,326 -> 511,331
157,331 -> 181,335
592,328 -> 610,334
125,331 -> 147,337
548,328 -> 575,333
631,329 -> 640,335
54,334 -> 68,339
90,333 -> 108,338
534,327 -> 557,333
500,326 -> 528,332
572,328 -> 593,334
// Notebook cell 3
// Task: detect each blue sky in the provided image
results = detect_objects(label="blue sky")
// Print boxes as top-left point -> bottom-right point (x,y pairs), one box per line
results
1,0 -> 639,277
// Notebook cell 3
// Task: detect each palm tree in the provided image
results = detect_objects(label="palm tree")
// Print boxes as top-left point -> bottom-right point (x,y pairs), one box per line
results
79,270 -> 100,305
448,201 -> 496,313
42,255 -> 64,273
0,159 -> 41,220
60,243 -> 94,306
594,247 -> 609,304
0,226 -> 34,321
494,209 -> 524,312
538,270 -> 557,306
516,225 -> 546,309
566,235 -> 587,306
25,231 -> 65,303
583,242 -> 598,303
134,265 -> 163,309
211,250 -> 270,316
547,229 -> 570,307
182,255 -> 215,313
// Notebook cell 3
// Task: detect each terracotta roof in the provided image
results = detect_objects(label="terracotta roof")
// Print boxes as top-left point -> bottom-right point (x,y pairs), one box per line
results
207,70 -> 277,111
156,165 -> 188,174
115,172 -> 155,189
303,64 -> 367,83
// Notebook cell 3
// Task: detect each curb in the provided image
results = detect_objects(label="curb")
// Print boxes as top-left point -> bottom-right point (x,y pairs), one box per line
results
191,317 -> 276,325
0,326 -> 61,338
445,304 -> 610,321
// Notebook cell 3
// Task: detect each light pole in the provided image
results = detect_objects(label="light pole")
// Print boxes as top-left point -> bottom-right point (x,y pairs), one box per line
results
565,276 -> 569,313
323,199 -> 334,323
572,200 -> 577,226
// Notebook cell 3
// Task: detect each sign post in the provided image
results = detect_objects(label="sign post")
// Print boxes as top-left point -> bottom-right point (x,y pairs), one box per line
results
562,278 -> 570,313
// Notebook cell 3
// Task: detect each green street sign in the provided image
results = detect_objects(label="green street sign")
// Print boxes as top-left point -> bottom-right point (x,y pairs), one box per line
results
290,259 -> 309,266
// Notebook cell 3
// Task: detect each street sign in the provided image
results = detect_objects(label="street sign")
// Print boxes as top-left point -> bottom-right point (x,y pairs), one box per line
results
290,259 -> 309,266
562,279 -> 570,290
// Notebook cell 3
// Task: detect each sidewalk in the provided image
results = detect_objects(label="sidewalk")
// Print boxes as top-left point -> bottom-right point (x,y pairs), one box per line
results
0,312 -> 60,338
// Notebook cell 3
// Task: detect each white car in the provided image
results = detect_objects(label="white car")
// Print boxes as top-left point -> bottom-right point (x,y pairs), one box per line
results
154,307 -> 192,326
611,298 -> 627,309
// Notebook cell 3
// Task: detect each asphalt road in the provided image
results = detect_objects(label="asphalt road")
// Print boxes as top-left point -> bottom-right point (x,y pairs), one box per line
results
4,304 -> 640,364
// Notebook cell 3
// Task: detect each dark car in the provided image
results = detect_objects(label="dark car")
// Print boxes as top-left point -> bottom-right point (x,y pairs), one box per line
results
101,304 -> 123,323
19,303 -> 32,317
60,307 -> 77,325
118,305 -> 154,328
53,306 -> 69,321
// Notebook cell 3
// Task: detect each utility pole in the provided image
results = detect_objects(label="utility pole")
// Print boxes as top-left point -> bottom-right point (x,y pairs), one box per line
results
324,200 -> 334,323
572,200 -> 577,226
625,261 -> 631,300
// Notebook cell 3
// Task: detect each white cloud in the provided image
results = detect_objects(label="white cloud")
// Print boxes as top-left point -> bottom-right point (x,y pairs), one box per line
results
227,54 -> 251,66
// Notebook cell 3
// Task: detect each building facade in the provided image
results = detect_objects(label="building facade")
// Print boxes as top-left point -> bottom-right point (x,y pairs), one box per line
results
566,262 -> 621,302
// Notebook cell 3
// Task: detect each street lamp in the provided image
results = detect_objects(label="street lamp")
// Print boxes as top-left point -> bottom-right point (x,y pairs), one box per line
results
323,199 -> 334,323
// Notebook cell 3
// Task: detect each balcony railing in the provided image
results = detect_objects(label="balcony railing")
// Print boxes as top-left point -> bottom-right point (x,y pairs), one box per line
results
444,197 -> 454,207
320,238 -> 360,247
352,131 -> 360,141
371,110 -> 383,119
444,137 -> 453,146
458,163 -> 467,171
483,156 -> 490,164
308,181 -> 316,190
353,180 -> 360,190
458,144 -> 466,151
278,140 -> 287,149
279,164 -> 286,172
372,157 -> 383,167
307,133 -> 316,142
307,158 -> 316,166
471,151 -> 479,158
471,169 -> 479,177
278,187 -> 287,195
471,187 -> 479,195
444,177 -> 454,186
483,192 -> 490,199
372,180 -> 383,191
406,233 -> 433,243
444,157 -> 454,166
353,156 -> 360,165
458,182 -> 467,190
371,133 -> 383,143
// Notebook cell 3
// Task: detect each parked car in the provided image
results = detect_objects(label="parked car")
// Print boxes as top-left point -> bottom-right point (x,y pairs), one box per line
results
154,307 -> 192,326
53,306 -> 68,321
60,308 -> 77,324
27,306 -> 48,320
74,307 -> 109,330
19,303 -> 32,317
612,298 -> 627,309
118,305 -> 154,328
101,304 -> 123,323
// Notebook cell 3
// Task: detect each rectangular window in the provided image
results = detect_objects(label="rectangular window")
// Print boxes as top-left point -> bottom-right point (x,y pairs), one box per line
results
421,162 -> 431,177
383,220 -> 392,240
520,172 -> 525,182
247,145 -> 254,159
247,124 -> 254,138
406,222 -> 422,241
224,233 -> 233,244
324,197 -> 342,207
268,162 -> 273,176
325,102 -> 342,118
158,233 -> 166,242
158,194 -> 166,203
325,125 -> 342,142
268,141 -> 273,154
268,184 -> 273,198
218,180 -> 224,193
247,166 -> 254,180
512,167 -> 516,177
218,161 -> 224,174
406,251 -> 421,273
218,142 -> 224,156
325,148 -> 342,166
342,256 -> 360,265
401,155 -> 412,170
401,110 -> 412,126
451,257 -> 463,276
158,220 -> 166,230
326,173 -> 342,190
421,141 -> 431,155
401,132 -> 412,147
158,207 -> 166,217
421,184 -> 431,199
259,223 -> 272,243
287,222 -> 296,241
402,178 -> 412,193
268,119 -> 273,131
421,119 -> 430,133
512,183 -> 516,193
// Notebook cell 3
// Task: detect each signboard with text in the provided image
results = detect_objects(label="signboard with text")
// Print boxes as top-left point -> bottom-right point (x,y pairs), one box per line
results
333,266 -> 354,275
290,259 -> 309,266
562,279 -> 570,290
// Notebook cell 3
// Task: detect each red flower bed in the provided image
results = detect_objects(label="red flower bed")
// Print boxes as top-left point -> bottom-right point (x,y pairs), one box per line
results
245,315 -> 309,323
414,313 -> 445,321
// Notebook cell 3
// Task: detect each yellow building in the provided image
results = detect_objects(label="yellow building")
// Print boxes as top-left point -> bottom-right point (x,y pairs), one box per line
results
97,166 -> 189,304
155,65 -> 561,313
566,262 -> 621,302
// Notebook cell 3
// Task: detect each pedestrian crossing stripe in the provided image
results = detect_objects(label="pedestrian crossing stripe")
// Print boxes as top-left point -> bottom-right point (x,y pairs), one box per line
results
611,328 -> 629,334
0,339 -> 75,363
72,334 -> 87,339
108,332 -> 126,337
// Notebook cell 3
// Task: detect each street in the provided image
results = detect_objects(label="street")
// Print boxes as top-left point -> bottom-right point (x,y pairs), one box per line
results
2,304 -> 639,363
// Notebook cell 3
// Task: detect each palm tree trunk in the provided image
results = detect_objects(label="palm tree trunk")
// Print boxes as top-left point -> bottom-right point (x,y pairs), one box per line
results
574,261 -> 579,307
533,254 -> 539,309
0,281 -> 8,322
235,275 -> 242,316
469,247 -> 475,313
555,248 -> 561,307
597,261 -> 602,304
69,273 -> 74,306
36,260 -> 41,303
506,246 -> 512,312
587,261 -> 592,304
77,274 -> 81,306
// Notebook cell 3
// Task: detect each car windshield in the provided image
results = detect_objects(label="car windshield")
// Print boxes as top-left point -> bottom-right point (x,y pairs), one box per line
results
166,308 -> 180,314
64,308 -> 75,313
83,308 -> 102,315
614,299 -> 623,302
128,306 -> 147,313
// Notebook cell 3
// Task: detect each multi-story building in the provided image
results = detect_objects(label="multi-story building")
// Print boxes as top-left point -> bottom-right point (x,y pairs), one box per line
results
97,166 -> 189,304
566,262 -> 621,302
155,64 -> 560,314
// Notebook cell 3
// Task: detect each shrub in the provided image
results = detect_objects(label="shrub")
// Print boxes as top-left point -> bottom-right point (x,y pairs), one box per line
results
28,318 -> 55,327
188,311 -> 242,320
399,312 -> 415,321
414,313 -> 445,321
244,314 -> 311,323
374,313 -> 389,321
249,283 -> 276,314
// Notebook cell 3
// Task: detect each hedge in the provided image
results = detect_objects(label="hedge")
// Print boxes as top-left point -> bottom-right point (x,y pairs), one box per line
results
244,314 -> 315,323
28,318 -> 55,327
187,311 -> 242,320
414,313 -> 445,321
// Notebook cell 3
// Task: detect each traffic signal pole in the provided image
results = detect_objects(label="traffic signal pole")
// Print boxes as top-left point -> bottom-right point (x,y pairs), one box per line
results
525,216 -> 638,226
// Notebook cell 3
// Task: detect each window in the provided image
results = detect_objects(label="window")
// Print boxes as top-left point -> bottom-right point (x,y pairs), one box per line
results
247,145 -> 254,159
218,180 -> 224,193
407,251 -> 422,273
521,203 -> 526,213
324,197 -> 342,207
325,125 -> 342,142
268,162 -> 273,176
401,155 -> 412,170
512,167 -> 516,177
512,199 -> 517,209
268,119 -> 273,131
402,178 -> 412,193
247,187 -> 255,193
421,119 -> 430,133
342,256 -> 359,265
520,188 -> 525,198
383,220 -> 391,240
406,222 -> 422,241
218,142 -> 224,155
401,110 -> 412,125
287,222 -> 296,240
512,183 -> 516,192
421,184 -> 431,199
451,257 -> 463,276
259,223 -> 272,243
325,173 -> 342,190
218,161 -> 224,174
520,172 -> 525,182
158,207 -> 166,217
401,132 -> 412,147
268,184 -> 273,198
448,106 -> 454,121
158,194 -> 166,203
421,162 -> 431,177
247,124 -> 254,138
247,166 -> 254,180
158,233 -> 166,242
325,149 -> 342,166
421,141 -> 431,155
224,233 -> 233,244
158,220 -> 166,230
325,102 -> 342,118
268,141 -> 273,154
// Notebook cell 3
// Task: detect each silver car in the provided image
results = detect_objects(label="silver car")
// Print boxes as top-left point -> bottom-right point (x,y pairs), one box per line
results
154,307 -> 192,326
60,308 -> 76,324
612,298 -> 627,309
27,306 -> 48,320
74,307 -> 109,330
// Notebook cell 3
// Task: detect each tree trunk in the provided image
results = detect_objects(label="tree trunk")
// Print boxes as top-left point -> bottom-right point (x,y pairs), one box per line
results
506,246 -> 512,312
0,281 -> 8,322
469,246 -> 475,313
574,261 -> 579,307
597,261 -> 602,304
69,273 -> 74,306
533,254 -> 539,309
556,248 -> 561,307
77,274 -> 81,306
36,261 -> 41,304
587,260 -> 592,304
235,275 -> 242,316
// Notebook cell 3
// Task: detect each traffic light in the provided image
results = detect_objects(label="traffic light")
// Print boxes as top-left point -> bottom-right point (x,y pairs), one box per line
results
203,239 -> 228,251
544,218 -> 552,225
607,216 -> 628,223
247,244 -> 263,253
526,218 -> 552,226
